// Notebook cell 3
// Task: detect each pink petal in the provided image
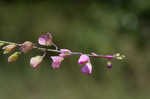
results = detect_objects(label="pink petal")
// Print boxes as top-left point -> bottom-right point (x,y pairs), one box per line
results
78,54 -> 90,65
30,56 -> 43,69
38,32 -> 53,46
59,49 -> 72,58
81,62 -> 92,75
51,56 -> 64,69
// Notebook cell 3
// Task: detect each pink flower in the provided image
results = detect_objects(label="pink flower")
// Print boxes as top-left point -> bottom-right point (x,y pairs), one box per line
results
78,54 -> 90,65
21,41 -> 33,54
59,49 -> 72,58
30,56 -> 44,69
38,32 -> 53,46
51,56 -> 64,69
81,62 -> 92,75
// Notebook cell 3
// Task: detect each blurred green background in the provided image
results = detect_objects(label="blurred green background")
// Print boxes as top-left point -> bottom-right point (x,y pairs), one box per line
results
0,0 -> 150,99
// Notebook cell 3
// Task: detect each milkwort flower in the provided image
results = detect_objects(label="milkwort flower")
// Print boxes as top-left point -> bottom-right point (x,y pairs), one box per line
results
51,56 -> 64,69
78,54 -> 93,75
0,32 -> 126,75
81,62 -> 92,75
78,54 -> 90,64
38,32 -> 53,46
59,49 -> 72,58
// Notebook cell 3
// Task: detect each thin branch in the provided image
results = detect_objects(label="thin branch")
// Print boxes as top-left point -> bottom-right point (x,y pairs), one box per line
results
0,40 -> 115,59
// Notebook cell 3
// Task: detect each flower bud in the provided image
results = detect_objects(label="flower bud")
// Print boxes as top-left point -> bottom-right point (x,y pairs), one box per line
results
21,41 -> 33,54
107,61 -> 112,69
114,53 -> 126,60
51,56 -> 64,69
91,52 -> 98,57
8,52 -> 20,63
78,54 -> 90,65
59,49 -> 72,58
30,56 -> 44,69
38,32 -> 53,46
2,44 -> 16,54
0,43 -> 4,47
81,62 -> 92,75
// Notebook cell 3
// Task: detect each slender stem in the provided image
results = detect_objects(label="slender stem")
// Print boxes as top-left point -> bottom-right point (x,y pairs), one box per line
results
0,40 -> 16,45
0,40 -> 114,59
52,42 -> 58,50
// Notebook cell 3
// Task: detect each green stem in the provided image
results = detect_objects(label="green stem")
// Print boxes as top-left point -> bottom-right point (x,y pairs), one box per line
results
0,40 -> 114,59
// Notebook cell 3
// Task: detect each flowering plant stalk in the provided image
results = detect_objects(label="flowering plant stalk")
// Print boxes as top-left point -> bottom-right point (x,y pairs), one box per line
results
0,32 -> 125,75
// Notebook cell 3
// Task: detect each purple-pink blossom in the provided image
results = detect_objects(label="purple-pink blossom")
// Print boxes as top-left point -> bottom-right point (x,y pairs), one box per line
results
78,54 -> 93,74
38,32 -> 53,46
81,62 -> 92,75
51,56 -> 64,69
59,49 -> 72,58
0,32 -> 126,76
78,54 -> 90,65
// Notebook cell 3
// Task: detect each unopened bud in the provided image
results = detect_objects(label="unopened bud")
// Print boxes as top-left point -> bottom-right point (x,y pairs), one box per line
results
30,55 -> 44,69
2,44 -> 16,54
107,61 -> 112,69
114,53 -> 125,60
8,52 -> 20,63
21,41 -> 33,54
0,43 -> 4,47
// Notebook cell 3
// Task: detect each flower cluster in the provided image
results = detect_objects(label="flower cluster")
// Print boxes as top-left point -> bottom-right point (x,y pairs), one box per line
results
0,32 -> 125,75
